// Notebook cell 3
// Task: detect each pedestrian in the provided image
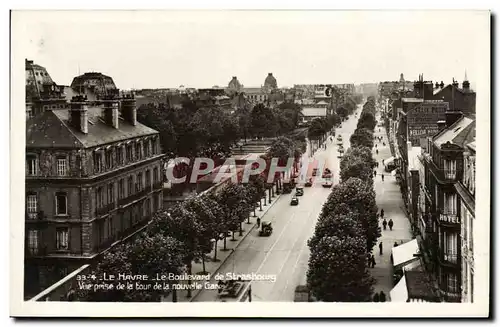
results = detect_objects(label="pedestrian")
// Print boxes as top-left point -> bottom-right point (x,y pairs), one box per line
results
381,174 -> 384,182
373,293 -> 380,302
376,149 -> 379,155
379,242 -> 383,255
371,254 -> 376,268
381,159 -> 384,166
393,241 -> 398,247
382,219 -> 387,230
380,209 -> 384,219
257,217 -> 261,228
375,143 -> 378,148
374,170 -> 377,177
379,291 -> 387,302
383,142 -> 386,146
388,219 -> 394,231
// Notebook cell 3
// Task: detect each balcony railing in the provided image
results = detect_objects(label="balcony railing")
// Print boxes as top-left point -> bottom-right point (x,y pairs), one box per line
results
444,170 -> 456,180
117,188 -> 151,207
439,213 -> 459,224
425,158 -> 459,184
95,202 -> 116,217
442,252 -> 459,265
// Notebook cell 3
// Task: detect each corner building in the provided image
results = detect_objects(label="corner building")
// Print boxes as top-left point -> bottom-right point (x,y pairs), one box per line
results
25,93 -> 164,297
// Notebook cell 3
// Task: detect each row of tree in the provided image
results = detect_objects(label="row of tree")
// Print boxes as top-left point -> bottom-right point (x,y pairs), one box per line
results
306,97 -> 381,302
77,136 -> 304,302
137,100 -> 304,160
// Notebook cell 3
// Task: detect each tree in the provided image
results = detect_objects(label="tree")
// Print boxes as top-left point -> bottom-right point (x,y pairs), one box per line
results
308,211 -> 365,250
307,234 -> 375,302
350,128 -> 374,149
336,106 -> 348,119
357,112 -> 376,131
340,150 -> 374,184
268,136 -> 295,166
137,104 -> 177,157
248,174 -> 267,213
320,178 -> 380,252
343,146 -> 376,170
77,233 -> 185,302
251,103 -> 279,138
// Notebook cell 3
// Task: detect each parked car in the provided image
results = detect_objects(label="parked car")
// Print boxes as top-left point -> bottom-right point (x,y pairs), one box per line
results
259,221 -> 273,237
312,168 -> 318,176
305,178 -> 313,187
322,181 -> 333,188
290,197 -> 299,206
322,168 -> 332,179
295,187 -> 304,196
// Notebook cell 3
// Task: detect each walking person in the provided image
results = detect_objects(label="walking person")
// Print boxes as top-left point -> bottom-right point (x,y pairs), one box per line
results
380,209 -> 385,219
379,291 -> 387,302
376,149 -> 379,155
381,174 -> 384,182
371,254 -> 376,268
379,242 -> 383,255
374,170 -> 377,177
382,219 -> 387,230
256,217 -> 261,228
388,219 -> 394,231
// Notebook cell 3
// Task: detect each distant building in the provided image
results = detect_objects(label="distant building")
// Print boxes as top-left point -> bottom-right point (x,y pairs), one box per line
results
227,76 -> 243,95
25,92 -> 164,298
264,73 -> 278,91
69,72 -> 118,100
433,76 -> 476,118
25,59 -> 68,119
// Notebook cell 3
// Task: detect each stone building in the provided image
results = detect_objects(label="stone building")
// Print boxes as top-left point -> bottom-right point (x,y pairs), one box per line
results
25,92 -> 164,298
25,59 -> 68,119
432,76 -> 476,119
264,73 -> 278,91
419,115 -> 475,302
458,141 -> 475,302
227,76 -> 243,95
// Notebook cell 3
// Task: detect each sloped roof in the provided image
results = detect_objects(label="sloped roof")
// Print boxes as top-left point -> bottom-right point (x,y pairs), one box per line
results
433,117 -> 475,148
315,100 -> 328,105
302,107 -> 327,117
27,107 -> 158,149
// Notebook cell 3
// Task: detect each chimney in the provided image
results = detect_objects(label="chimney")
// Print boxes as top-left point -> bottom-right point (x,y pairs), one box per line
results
121,92 -> 137,126
440,81 -> 444,88
435,82 -> 439,89
437,120 -> 447,131
69,95 -> 89,134
268,73 -> 273,76
445,111 -> 463,128
462,80 -> 470,91
101,92 -> 120,129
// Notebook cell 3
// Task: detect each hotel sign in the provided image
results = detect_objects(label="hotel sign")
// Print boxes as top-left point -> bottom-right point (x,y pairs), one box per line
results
407,101 -> 448,146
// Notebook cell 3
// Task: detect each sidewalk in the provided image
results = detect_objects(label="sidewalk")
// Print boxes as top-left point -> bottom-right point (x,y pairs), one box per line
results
370,119 -> 412,301
161,191 -> 283,302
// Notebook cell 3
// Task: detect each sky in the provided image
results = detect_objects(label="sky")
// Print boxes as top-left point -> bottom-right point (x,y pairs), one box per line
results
14,10 -> 489,90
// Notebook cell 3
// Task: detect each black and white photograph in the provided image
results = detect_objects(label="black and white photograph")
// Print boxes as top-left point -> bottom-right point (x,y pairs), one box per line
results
9,9 -> 490,317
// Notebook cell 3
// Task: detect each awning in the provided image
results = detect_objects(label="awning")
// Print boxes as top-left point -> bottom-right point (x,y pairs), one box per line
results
392,239 -> 420,270
390,274 -> 409,302
384,156 -> 395,166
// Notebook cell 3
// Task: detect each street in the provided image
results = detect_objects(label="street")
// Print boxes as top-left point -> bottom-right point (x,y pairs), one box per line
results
192,107 -> 362,302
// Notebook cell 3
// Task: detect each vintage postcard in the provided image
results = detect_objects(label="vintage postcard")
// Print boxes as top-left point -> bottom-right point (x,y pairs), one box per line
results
10,10 -> 490,317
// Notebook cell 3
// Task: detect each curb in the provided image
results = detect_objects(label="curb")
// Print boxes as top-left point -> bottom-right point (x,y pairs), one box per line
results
188,194 -> 282,302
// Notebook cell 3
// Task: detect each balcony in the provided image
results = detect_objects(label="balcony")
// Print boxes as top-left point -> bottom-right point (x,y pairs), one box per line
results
95,202 -> 116,217
425,158 -> 458,184
439,252 -> 459,266
117,188 -> 151,207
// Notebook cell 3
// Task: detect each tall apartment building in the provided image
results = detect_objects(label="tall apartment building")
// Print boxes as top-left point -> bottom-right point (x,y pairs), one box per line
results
419,115 -> 475,302
25,92 -> 164,297
457,142 -> 476,302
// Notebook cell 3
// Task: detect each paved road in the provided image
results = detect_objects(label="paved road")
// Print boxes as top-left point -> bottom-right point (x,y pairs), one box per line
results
192,106 -> 362,302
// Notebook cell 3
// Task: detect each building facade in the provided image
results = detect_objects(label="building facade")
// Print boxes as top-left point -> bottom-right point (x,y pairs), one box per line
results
25,93 -> 164,297
458,142 -> 476,302
420,116 -> 475,302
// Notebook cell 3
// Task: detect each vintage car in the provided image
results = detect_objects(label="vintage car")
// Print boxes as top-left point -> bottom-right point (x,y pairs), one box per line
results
290,197 -> 299,206
322,181 -> 333,188
305,178 -> 313,187
322,168 -> 332,179
295,187 -> 304,196
259,221 -> 273,237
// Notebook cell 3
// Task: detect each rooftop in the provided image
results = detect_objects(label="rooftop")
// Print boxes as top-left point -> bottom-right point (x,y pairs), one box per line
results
402,98 -> 424,103
27,107 -> 158,149
433,117 -> 475,148
302,107 -> 327,117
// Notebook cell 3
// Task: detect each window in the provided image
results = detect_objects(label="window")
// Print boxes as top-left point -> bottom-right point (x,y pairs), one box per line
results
138,202 -> 143,220
143,142 -> 149,158
469,216 -> 474,253
136,173 -> 142,192
117,147 -> 124,165
97,220 -> 105,243
57,157 -> 68,176
152,138 -> 157,155
96,187 -> 104,208
93,152 -> 103,173
448,274 -> 458,293
108,217 -> 113,239
470,271 -> 474,303
26,155 -> 38,176
145,198 -> 151,217
107,183 -> 114,204
153,194 -> 159,212
126,144 -> 133,162
443,193 -> 457,215
443,232 -> 458,263
105,149 -> 113,169
443,159 -> 457,179
145,169 -> 151,189
26,194 -> 38,219
55,193 -> 67,216
127,176 -> 133,196
153,167 -> 159,183
56,228 -> 69,250
136,142 -> 142,160
28,230 -> 39,254
118,179 -> 125,199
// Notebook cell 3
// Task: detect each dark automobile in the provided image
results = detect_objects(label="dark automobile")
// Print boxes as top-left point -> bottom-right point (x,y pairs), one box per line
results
295,187 -> 304,196
290,197 -> 299,206
259,221 -> 273,237
322,181 -> 333,188
305,178 -> 313,187
322,168 -> 332,179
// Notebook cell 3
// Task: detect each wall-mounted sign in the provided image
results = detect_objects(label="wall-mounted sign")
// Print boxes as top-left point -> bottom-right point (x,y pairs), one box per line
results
407,101 -> 448,146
